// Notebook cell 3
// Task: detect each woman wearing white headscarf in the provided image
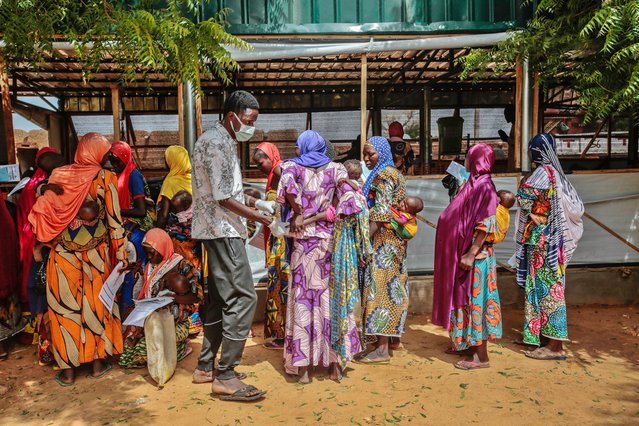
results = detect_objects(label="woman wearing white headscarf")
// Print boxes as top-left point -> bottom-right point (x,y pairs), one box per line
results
514,133 -> 584,360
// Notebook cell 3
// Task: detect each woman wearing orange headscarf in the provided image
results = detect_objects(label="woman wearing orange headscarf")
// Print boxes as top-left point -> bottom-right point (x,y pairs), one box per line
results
118,228 -> 201,369
29,133 -> 127,386
251,143 -> 289,349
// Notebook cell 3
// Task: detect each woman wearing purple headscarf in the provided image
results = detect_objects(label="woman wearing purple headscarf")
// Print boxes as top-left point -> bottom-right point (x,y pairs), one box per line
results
433,143 -> 500,370
277,130 -> 362,383
355,136 -> 408,365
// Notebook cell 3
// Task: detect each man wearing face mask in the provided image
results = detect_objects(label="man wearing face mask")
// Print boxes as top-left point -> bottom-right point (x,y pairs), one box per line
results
191,90 -> 272,402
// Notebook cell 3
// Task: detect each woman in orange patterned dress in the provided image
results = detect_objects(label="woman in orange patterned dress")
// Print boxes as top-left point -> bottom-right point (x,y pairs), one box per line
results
29,133 -> 127,386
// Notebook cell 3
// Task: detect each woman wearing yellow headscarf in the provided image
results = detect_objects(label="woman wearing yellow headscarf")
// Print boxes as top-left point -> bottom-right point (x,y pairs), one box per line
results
156,145 -> 192,228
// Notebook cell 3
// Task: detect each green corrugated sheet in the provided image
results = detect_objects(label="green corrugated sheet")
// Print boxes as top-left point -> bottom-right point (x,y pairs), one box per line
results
122,0 -> 533,34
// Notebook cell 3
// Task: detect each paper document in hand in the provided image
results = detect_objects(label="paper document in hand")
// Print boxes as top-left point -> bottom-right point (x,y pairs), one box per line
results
98,261 -> 126,313
446,161 -> 470,184
248,224 -> 265,250
122,297 -> 173,327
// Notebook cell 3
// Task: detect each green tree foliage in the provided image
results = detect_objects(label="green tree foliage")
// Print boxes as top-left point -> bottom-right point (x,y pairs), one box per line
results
460,0 -> 639,122
0,0 -> 249,92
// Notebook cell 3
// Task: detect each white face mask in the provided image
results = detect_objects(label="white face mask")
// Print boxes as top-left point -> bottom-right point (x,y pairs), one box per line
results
232,112 -> 255,142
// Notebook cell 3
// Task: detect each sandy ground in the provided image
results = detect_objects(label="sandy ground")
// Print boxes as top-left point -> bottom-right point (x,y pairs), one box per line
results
1,305 -> 638,426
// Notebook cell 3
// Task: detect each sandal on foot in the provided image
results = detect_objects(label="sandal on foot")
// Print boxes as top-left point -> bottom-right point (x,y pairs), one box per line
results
352,355 -> 390,365
263,341 -> 284,350
54,371 -> 74,387
217,385 -> 266,402
454,359 -> 490,370
90,362 -> 112,379
525,347 -> 567,361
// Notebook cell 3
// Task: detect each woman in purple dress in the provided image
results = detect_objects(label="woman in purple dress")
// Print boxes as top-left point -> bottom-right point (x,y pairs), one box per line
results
277,130 -> 362,384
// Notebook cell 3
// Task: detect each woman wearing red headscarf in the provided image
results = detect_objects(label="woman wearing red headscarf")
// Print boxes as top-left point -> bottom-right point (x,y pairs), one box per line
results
433,143 -> 501,370
118,228 -> 201,369
0,196 -> 21,359
29,133 -> 127,386
109,141 -> 154,314
251,142 -> 289,349
14,148 -> 66,365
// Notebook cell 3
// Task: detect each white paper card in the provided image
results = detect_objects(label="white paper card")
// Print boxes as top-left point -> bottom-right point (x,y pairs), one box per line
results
122,297 -> 173,327
98,261 -> 126,313
446,161 -> 470,184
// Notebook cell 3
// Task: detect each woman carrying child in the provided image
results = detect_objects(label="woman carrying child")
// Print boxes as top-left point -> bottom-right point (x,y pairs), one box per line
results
278,130 -> 362,383
29,133 -> 127,386
514,133 -> 583,360
356,136 -> 409,365
109,141 -> 155,314
251,143 -> 290,349
433,143 -> 502,370
329,159 -> 372,379
119,228 -> 201,368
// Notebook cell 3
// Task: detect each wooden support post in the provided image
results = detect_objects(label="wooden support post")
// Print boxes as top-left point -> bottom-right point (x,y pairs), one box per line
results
360,53 -> 368,159
195,93 -> 203,138
177,84 -> 185,146
0,58 -> 16,164
110,84 -> 121,142
531,71 -> 540,137
514,61 -> 523,171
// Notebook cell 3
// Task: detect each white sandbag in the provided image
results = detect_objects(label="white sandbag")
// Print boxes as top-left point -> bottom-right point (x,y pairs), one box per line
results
144,309 -> 177,386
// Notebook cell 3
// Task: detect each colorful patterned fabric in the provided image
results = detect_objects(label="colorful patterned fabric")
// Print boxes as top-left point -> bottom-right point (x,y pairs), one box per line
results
361,166 -> 409,338
264,212 -> 290,339
45,169 -> 126,369
330,194 -> 371,368
119,320 -> 190,369
279,160 -> 361,374
517,171 -> 568,345
449,216 -> 502,349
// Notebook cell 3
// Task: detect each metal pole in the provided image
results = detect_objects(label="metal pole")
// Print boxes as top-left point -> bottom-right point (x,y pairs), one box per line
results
421,87 -> 431,174
521,57 -> 531,173
183,80 -> 197,154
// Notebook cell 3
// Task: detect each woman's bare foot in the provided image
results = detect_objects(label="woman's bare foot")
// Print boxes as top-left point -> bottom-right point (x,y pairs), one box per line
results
92,359 -> 110,377
328,363 -> 342,382
57,368 -> 75,385
298,366 -> 311,384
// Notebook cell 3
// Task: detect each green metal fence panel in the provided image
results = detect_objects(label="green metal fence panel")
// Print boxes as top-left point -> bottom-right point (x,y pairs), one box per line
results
125,0 -> 532,34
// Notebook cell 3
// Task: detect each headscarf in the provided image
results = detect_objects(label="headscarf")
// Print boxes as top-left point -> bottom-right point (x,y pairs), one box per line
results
138,228 -> 183,299
29,133 -> 111,243
514,133 -> 584,287
16,147 -> 58,301
158,145 -> 192,202
432,143 -> 499,329
256,142 -> 282,191
110,141 -> 138,209
0,197 -> 19,299
290,130 -> 331,168
362,136 -> 394,208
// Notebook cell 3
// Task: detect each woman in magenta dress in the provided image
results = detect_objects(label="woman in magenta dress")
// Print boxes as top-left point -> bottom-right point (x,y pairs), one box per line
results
277,130 -> 362,384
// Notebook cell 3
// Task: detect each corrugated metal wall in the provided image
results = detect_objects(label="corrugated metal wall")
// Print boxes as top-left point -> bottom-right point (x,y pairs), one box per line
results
205,0 -> 532,34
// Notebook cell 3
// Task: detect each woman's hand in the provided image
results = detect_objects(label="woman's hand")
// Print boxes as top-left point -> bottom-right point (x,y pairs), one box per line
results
458,252 -> 475,271
119,261 -> 141,276
33,244 -> 44,263
289,213 -> 304,234
42,183 -> 64,195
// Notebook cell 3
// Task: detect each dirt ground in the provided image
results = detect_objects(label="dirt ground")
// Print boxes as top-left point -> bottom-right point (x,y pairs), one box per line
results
1,305 -> 638,426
